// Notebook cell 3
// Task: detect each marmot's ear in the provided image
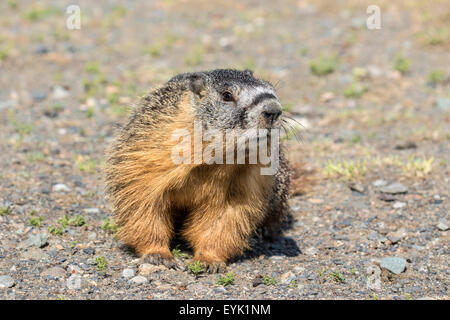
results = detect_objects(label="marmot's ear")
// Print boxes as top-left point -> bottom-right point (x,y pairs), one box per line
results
244,69 -> 254,76
189,74 -> 206,97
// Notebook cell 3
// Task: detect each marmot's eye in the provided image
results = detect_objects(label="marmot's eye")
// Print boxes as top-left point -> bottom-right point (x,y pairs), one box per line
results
221,91 -> 234,102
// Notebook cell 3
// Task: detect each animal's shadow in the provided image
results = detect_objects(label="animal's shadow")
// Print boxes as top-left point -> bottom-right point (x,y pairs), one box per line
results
119,233 -> 301,263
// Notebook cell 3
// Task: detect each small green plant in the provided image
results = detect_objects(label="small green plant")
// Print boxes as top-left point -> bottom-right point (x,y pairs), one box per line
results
24,6 -> 60,21
85,61 -> 101,74
0,207 -> 11,216
188,260 -> 205,275
403,156 -> 434,177
95,256 -> 108,272
310,54 -> 338,76
393,54 -> 410,74
405,293 -> 412,300
102,218 -> 119,233
58,215 -> 86,228
8,110 -> 33,143
8,0 -> 18,9
85,106 -> 95,118
282,103 -> 293,112
71,215 -> 86,227
331,270 -> 345,283
29,215 -> 43,227
144,42 -> 163,57
111,5 -> 127,19
372,292 -> 380,300
318,268 -> 326,279
56,295 -> 66,300
263,274 -> 278,286
185,45 -> 204,66
48,226 -> 64,236
171,245 -> 190,258
323,159 -> 367,180
76,156 -> 97,174
343,81 -> 366,98
427,70 -> 445,85
70,241 -> 77,249
26,151 -> 45,162
241,58 -> 256,71
0,47 -> 9,61
217,271 -> 235,286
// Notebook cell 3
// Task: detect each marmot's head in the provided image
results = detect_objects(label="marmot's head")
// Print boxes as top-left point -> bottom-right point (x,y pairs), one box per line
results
170,69 -> 283,131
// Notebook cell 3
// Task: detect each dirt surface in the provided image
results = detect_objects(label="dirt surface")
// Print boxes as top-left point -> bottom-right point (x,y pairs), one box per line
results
0,0 -> 449,300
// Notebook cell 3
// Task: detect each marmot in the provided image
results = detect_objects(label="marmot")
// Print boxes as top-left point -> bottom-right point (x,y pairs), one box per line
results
105,69 -> 294,272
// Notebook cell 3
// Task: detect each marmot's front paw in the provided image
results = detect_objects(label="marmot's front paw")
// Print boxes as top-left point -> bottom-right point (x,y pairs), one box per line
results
193,252 -> 227,273
139,253 -> 178,270
204,261 -> 227,274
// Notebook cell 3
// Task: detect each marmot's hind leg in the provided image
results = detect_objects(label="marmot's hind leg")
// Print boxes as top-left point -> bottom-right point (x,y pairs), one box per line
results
117,202 -> 178,269
260,154 -> 292,240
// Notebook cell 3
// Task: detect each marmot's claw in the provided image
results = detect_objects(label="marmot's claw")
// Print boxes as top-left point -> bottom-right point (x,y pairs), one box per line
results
140,253 -> 178,270
205,261 -> 227,274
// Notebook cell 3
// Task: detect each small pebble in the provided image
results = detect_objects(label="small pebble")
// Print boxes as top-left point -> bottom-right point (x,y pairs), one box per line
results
19,233 -> 48,249
393,202 -> 406,209
437,222 -> 449,231
41,267 -> 66,280
52,184 -> 71,193
129,276 -> 148,285
380,257 -> 407,274
67,274 -> 82,290
84,208 -> 100,215
372,179 -> 387,187
122,268 -> 135,279
380,183 -> 408,194
0,275 -> 15,288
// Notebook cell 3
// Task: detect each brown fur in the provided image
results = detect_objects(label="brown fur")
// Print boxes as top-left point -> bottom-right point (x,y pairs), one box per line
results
105,71 -> 310,268
106,91 -> 276,265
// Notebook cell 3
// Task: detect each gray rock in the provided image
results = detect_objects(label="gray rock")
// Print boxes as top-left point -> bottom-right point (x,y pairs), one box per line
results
88,232 -> 97,241
67,274 -> 82,290
19,233 -> 48,249
435,96 -> 450,112
393,201 -> 406,209
138,263 -> 165,275
41,267 -> 66,279
380,257 -> 407,274
187,283 -> 209,294
52,183 -> 71,193
122,268 -> 135,279
84,208 -> 100,215
368,231 -> 380,241
280,271 -> 296,285
129,276 -> 148,285
21,248 -> 49,260
372,179 -> 387,187
437,221 -> 449,231
31,89 -> 47,102
34,45 -> 49,54
304,247 -> 317,256
0,99 -> 17,111
67,265 -> 83,274
380,183 -> 408,194
82,248 -> 95,255
349,182 -> 365,193
51,86 -> 69,99
0,275 -> 15,288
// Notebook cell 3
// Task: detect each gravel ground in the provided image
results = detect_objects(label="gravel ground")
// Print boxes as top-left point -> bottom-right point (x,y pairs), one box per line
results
0,0 -> 448,300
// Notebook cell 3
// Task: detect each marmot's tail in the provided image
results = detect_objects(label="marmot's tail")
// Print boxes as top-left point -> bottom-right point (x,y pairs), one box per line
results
287,148 -> 317,196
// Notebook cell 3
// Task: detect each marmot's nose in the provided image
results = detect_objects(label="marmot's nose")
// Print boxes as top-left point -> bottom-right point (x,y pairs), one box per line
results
262,104 -> 282,124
